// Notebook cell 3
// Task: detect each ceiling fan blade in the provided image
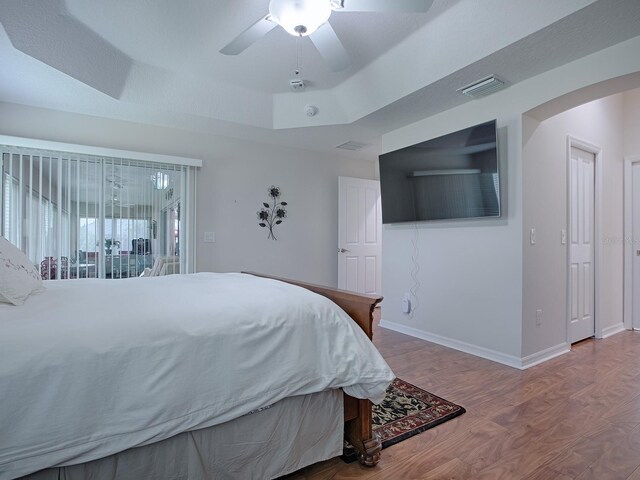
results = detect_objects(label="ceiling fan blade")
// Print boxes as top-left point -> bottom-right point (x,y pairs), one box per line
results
336,0 -> 433,13
309,22 -> 350,72
220,14 -> 276,55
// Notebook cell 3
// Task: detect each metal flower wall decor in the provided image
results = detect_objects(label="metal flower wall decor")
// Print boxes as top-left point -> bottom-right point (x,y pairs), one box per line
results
257,185 -> 288,240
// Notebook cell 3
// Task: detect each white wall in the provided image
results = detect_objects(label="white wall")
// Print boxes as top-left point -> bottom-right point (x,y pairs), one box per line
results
194,140 -> 374,285
0,102 -> 375,286
623,88 -> 640,156
381,108 -> 524,363
522,95 -> 625,357
380,36 -> 640,366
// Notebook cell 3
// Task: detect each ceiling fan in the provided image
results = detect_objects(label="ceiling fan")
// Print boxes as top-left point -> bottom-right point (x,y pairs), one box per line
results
220,0 -> 434,72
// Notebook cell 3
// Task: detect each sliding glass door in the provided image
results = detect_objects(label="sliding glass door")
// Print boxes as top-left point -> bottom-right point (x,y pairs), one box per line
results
1,146 -> 194,279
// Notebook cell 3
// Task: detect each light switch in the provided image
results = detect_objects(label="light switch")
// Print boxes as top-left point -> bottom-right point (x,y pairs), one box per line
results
204,231 -> 215,243
530,228 -> 536,245
561,229 -> 567,245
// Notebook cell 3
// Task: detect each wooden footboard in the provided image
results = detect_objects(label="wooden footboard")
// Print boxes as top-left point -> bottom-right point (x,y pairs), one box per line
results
243,272 -> 383,466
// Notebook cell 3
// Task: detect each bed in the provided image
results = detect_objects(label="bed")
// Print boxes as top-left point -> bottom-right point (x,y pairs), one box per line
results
0,271 -> 394,480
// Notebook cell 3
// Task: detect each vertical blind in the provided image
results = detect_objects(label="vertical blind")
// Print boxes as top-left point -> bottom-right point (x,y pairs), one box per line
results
1,145 -> 195,280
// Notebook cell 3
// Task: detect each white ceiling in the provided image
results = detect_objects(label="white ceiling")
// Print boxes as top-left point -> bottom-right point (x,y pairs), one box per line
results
1,0 -> 640,161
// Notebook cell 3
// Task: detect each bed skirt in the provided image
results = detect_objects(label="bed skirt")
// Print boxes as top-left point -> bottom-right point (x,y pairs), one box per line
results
19,390 -> 343,480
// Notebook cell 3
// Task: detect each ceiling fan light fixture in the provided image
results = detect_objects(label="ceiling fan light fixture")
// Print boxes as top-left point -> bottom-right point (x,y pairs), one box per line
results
269,0 -> 332,37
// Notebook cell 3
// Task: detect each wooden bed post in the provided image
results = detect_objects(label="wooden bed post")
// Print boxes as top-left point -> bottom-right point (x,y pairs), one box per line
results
243,272 -> 383,466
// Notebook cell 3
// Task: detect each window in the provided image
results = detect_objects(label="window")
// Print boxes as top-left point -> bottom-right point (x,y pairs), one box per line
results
1,144 -> 198,279
78,217 -> 99,253
78,218 -> 150,254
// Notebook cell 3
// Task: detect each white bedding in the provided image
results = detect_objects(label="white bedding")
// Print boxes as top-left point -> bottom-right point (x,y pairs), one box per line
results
23,390 -> 344,480
0,273 -> 394,479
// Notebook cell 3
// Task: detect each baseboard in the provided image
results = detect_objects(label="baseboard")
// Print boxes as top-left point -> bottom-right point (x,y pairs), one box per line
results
600,322 -> 626,338
379,319 -> 524,369
379,319 -> 573,370
520,342 -> 570,369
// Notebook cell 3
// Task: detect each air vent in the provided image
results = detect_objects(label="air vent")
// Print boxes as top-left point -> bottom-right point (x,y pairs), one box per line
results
336,141 -> 367,151
458,75 -> 507,99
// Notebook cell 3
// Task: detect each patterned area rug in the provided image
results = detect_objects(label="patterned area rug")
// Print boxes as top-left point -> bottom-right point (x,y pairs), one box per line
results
343,378 -> 465,461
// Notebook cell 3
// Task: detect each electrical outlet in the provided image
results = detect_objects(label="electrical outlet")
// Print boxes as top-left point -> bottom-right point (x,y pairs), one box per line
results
530,228 -> 536,245
536,309 -> 543,326
204,231 -> 215,243
402,293 -> 411,314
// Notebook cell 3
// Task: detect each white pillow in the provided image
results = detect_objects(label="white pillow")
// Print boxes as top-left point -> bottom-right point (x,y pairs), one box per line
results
0,236 -> 44,306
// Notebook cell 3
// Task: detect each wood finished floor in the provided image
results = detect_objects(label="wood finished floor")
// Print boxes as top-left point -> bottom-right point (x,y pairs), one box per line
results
287,318 -> 640,480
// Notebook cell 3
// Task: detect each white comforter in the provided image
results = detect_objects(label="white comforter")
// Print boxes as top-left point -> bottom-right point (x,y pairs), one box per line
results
0,273 -> 394,479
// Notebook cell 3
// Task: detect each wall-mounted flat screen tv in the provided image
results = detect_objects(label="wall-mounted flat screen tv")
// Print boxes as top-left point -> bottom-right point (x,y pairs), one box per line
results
379,119 -> 500,224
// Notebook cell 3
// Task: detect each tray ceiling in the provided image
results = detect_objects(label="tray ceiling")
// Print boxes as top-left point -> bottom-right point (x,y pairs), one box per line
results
1,0 -> 640,159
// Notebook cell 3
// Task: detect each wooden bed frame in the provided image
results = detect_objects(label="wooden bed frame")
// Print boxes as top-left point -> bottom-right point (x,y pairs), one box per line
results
244,272 -> 384,466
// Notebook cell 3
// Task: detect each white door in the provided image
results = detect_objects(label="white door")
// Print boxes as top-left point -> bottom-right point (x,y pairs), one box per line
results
569,147 -> 595,343
633,162 -> 640,330
338,177 -> 382,294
